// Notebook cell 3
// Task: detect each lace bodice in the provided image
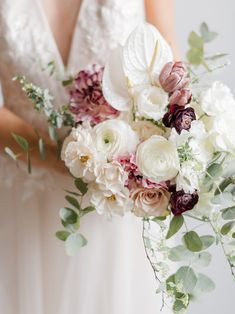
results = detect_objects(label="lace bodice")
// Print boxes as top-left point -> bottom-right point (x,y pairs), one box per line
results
0,0 -> 145,127
0,0 -> 145,190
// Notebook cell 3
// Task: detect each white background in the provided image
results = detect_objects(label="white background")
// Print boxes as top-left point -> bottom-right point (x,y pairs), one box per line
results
175,1 -> 235,313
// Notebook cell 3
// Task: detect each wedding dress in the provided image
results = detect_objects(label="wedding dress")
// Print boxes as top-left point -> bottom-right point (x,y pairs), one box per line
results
0,0 -> 170,313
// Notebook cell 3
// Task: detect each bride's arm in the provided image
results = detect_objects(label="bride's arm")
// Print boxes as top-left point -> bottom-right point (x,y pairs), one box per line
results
0,107 -> 66,174
144,0 -> 179,58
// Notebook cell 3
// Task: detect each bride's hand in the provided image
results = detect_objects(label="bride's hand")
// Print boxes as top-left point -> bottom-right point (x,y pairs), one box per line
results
0,107 -> 68,175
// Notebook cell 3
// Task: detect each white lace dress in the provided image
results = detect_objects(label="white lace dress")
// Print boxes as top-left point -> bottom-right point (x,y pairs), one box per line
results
0,0 -> 168,313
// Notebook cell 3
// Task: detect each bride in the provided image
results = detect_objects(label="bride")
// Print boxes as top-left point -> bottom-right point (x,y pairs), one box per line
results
0,1 -> 177,313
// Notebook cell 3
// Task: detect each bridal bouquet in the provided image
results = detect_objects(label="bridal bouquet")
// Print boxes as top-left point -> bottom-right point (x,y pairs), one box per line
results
10,23 -> 235,313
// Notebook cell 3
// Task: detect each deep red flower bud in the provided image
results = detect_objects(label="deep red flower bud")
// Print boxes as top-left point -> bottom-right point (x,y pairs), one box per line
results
170,190 -> 199,216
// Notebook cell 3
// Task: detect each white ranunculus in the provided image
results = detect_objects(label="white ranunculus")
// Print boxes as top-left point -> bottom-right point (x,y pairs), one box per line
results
95,161 -> 128,194
135,86 -> 168,120
132,120 -> 164,141
201,81 -> 235,116
90,186 -> 132,216
94,119 -> 139,160
176,161 -> 200,194
136,135 -> 180,182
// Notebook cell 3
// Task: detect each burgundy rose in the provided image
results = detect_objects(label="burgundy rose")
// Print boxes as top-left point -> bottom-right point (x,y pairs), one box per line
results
69,64 -> 119,125
162,105 -> 196,134
170,190 -> 199,216
159,61 -> 190,93
169,89 -> 192,107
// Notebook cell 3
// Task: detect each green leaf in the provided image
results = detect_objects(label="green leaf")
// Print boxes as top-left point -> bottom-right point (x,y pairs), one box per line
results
65,195 -> 80,210
59,207 -> 78,225
175,266 -> 197,294
81,206 -> 96,216
65,233 -> 87,256
200,22 -> 218,43
27,151 -> 32,174
152,216 -> 167,222
212,192 -> 233,205
64,190 -> 81,197
168,245 -> 195,262
204,163 -> 223,185
200,235 -> 215,250
55,230 -> 70,241
221,206 -> 235,220
38,138 -> 46,160
187,47 -> 204,65
4,147 -> 18,161
193,252 -> 212,268
215,177 -> 234,195
192,273 -> 215,297
173,299 -> 188,313
74,178 -> 88,195
12,133 -> 29,151
183,231 -> 203,252
221,221 -> 235,235
62,77 -> 74,86
48,125 -> 58,141
205,53 -> 228,61
166,215 -> 184,240
188,31 -> 204,48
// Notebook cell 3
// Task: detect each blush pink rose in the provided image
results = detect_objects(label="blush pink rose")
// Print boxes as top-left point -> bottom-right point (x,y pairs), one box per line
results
131,187 -> 170,217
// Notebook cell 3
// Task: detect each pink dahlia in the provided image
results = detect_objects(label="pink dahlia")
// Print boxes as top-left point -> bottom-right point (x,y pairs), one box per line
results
69,64 -> 119,125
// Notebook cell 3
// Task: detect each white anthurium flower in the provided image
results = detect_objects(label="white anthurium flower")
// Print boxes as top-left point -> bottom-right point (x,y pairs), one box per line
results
135,86 -> 169,120
95,161 -> 128,194
136,135 -> 180,183
176,161 -> 200,194
62,141 -> 104,181
90,185 -> 132,216
123,23 -> 173,86
94,119 -> 139,160
102,45 -> 131,111
200,81 -> 235,116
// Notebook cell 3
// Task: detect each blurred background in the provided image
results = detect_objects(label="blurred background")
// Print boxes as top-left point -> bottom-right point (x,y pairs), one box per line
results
176,0 -> 235,92
175,1 -> 235,313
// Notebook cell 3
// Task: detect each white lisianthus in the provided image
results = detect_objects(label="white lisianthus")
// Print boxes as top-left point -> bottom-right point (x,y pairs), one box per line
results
95,161 -> 128,194
170,120 -> 214,168
135,86 -> 168,120
176,161 -> 200,194
201,81 -> 235,116
136,135 -> 180,182
90,186 -> 132,216
132,120 -> 164,141
62,141 -> 102,181
94,119 -> 139,160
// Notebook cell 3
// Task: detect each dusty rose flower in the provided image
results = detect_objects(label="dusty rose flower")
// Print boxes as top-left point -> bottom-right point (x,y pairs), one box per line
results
170,190 -> 199,216
169,89 -> 192,107
131,187 -> 170,217
70,64 -> 119,125
163,105 -> 196,134
159,61 -> 190,93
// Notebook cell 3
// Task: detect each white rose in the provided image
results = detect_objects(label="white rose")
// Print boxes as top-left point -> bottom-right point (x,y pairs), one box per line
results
95,161 -> 128,194
201,81 -> 235,116
136,135 -> 180,182
94,119 -> 139,160
135,86 -> 168,120
132,120 -> 164,141
90,185 -> 132,216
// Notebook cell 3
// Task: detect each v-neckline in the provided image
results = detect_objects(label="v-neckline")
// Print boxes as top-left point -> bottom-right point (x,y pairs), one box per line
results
36,0 -> 85,70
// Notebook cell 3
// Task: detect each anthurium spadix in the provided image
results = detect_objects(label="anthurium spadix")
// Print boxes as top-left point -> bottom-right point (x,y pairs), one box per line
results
102,23 -> 173,111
